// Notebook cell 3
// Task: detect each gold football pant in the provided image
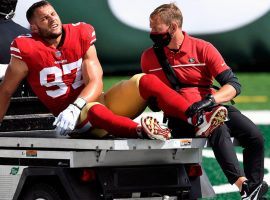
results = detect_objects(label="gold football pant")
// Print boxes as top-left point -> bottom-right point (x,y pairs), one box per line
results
78,73 -> 147,137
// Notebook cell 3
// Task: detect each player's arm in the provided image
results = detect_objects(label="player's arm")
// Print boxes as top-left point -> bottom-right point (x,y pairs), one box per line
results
53,44 -> 103,135
0,56 -> 28,122
78,44 -> 103,102
188,45 -> 241,114
204,43 -> 241,104
213,69 -> 241,104
213,84 -> 236,104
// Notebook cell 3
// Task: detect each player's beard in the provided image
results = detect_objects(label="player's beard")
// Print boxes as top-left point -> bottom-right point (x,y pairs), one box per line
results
38,26 -> 62,40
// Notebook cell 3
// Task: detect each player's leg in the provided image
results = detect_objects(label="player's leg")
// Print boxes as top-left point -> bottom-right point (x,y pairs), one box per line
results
104,73 -> 147,119
138,73 -> 190,120
75,74 -> 171,140
102,73 -> 170,140
225,106 -> 268,198
78,102 -> 139,138
138,73 -> 227,136
77,102 -> 170,140
208,124 -> 245,185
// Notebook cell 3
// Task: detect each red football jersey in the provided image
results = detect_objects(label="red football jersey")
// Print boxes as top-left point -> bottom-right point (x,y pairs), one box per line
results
10,22 -> 96,115
141,32 -> 230,104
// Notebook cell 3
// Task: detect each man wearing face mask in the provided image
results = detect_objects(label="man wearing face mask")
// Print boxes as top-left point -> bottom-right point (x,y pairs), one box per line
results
141,3 -> 268,200
0,0 -> 175,141
0,0 -> 225,143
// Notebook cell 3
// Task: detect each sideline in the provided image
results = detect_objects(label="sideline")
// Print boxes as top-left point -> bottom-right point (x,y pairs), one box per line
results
203,150 -> 270,194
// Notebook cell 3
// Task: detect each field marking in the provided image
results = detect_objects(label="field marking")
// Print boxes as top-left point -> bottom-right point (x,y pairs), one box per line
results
235,96 -> 268,103
240,110 -> 270,124
203,149 -> 270,194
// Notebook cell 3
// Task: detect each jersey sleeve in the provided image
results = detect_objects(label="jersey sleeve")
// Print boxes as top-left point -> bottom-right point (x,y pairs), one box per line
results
10,38 -> 23,60
80,22 -> 96,50
204,43 -> 230,78
77,22 -> 96,57
10,34 -> 33,62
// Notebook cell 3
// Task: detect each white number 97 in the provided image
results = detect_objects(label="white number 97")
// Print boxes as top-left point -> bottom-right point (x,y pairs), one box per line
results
40,59 -> 83,98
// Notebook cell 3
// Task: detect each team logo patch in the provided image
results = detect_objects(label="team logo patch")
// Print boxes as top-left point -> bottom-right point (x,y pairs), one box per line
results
55,51 -> 62,57
188,58 -> 196,63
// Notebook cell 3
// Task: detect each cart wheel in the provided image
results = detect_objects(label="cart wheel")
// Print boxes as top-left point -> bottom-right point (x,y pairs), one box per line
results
22,182 -> 63,200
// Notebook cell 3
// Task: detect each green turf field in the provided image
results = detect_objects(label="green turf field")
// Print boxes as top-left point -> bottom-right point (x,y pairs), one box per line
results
202,125 -> 270,199
103,73 -> 270,199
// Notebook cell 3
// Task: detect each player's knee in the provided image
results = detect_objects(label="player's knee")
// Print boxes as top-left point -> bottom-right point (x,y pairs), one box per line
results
138,74 -> 161,99
139,73 -> 159,87
129,73 -> 145,88
208,125 -> 231,146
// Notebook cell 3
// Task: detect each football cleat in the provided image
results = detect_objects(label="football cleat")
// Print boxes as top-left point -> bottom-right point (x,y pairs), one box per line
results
140,116 -> 171,141
191,106 -> 228,137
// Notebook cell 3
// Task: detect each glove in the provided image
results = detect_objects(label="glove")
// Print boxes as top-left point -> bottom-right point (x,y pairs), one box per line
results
186,94 -> 216,117
53,104 -> 81,136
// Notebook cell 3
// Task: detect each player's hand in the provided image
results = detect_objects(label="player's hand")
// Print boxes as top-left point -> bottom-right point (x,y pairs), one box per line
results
186,94 -> 216,117
53,104 -> 81,136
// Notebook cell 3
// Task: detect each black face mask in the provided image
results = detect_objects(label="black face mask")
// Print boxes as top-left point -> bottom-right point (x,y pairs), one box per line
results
150,32 -> 172,47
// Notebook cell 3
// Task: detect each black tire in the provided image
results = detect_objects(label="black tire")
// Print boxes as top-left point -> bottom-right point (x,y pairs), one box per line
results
22,182 -> 63,200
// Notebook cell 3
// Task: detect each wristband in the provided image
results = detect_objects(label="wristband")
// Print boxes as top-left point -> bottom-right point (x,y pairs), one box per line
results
72,97 -> 86,110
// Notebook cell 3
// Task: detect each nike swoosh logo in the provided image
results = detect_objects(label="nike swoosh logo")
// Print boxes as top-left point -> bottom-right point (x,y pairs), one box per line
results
253,184 -> 262,200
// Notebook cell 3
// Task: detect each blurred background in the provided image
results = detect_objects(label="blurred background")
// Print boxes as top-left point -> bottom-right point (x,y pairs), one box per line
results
10,0 -> 270,199
14,0 -> 270,74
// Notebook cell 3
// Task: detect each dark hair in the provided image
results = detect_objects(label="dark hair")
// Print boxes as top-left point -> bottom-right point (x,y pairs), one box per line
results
26,0 -> 51,22
0,0 -> 18,19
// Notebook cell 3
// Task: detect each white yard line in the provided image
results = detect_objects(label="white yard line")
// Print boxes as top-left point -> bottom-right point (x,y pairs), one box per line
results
203,150 -> 270,194
239,110 -> 270,125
